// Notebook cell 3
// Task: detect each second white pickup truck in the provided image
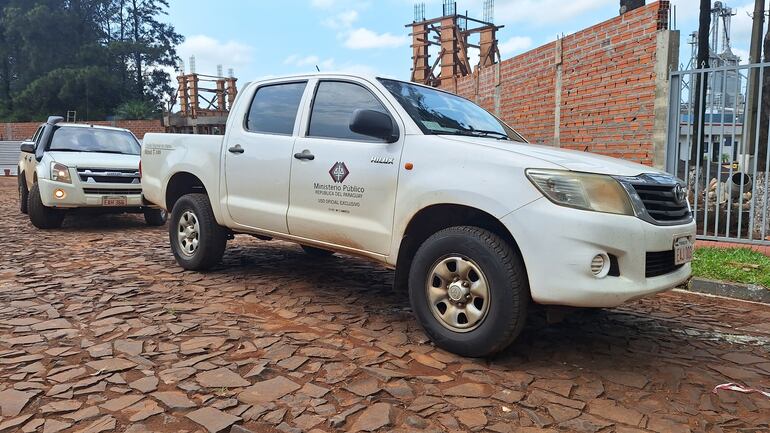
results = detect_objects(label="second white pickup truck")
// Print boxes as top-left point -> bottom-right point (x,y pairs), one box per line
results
141,73 -> 695,357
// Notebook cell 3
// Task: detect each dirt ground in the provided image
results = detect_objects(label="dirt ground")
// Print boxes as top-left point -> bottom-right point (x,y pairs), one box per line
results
0,177 -> 768,433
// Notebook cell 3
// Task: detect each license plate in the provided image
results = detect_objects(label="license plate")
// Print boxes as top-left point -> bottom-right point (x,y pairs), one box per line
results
674,236 -> 693,265
102,196 -> 127,206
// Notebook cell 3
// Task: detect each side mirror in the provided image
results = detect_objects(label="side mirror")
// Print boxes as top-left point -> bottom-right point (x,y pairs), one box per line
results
20,142 -> 35,153
349,109 -> 398,142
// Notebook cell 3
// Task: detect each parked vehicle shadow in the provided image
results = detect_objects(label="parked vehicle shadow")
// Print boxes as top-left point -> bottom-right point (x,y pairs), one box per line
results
211,238 -> 763,381
59,211 -> 165,231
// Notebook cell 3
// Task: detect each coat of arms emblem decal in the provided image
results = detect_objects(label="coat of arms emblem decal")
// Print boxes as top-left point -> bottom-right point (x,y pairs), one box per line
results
329,162 -> 349,183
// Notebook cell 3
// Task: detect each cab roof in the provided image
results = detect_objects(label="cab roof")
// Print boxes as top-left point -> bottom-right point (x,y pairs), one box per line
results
50,122 -> 132,134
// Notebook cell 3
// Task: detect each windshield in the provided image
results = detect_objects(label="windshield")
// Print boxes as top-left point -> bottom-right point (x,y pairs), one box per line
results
49,127 -> 141,155
378,78 -> 525,141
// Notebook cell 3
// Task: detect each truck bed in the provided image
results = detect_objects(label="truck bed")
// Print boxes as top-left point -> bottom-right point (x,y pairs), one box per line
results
141,133 -> 224,210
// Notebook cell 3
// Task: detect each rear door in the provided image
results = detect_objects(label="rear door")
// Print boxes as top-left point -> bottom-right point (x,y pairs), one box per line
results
287,79 -> 403,255
22,126 -> 44,187
224,80 -> 308,233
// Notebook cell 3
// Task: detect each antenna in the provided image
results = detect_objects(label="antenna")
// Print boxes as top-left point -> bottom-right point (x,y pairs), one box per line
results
189,56 -> 196,74
316,65 -> 321,72
483,0 -> 494,23
178,59 -> 185,75
227,68 -> 234,78
217,64 -> 223,78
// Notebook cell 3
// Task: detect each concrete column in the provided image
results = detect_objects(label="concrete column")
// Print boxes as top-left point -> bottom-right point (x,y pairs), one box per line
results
554,38 -> 563,147
440,17 -> 457,87
652,29 -> 680,169
411,23 -> 430,83
479,28 -> 496,67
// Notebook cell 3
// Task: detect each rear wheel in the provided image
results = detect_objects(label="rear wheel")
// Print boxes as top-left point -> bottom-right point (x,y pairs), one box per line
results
28,183 -> 65,229
18,175 -> 29,214
169,194 -> 227,270
301,245 -> 335,257
408,226 -> 528,357
144,208 -> 167,226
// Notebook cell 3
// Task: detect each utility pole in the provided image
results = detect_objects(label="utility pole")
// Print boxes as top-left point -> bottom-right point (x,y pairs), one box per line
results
690,0 -> 712,164
744,0 -> 765,162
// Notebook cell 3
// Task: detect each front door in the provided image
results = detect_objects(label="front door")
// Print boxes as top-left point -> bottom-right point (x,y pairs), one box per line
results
23,126 -> 44,187
288,79 -> 403,255
225,81 -> 308,233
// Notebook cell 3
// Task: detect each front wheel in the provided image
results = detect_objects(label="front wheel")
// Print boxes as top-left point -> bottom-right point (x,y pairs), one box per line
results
144,208 -> 167,226
408,226 -> 529,357
169,194 -> 227,270
18,175 -> 29,214
28,183 -> 64,229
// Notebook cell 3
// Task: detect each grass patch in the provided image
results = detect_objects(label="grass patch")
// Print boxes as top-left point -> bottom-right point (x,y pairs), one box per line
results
692,247 -> 770,288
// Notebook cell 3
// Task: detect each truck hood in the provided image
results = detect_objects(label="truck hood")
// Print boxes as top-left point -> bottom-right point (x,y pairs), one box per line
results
46,151 -> 139,169
440,136 -> 667,177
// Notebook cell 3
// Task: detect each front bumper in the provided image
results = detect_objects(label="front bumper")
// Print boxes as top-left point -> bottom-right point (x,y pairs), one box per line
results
502,198 -> 696,308
38,178 -> 144,209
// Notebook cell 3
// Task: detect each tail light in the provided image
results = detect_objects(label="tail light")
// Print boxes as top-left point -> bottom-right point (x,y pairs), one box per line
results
139,160 -> 142,178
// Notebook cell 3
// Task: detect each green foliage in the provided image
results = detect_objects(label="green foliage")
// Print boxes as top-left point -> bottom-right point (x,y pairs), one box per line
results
692,247 -> 770,288
0,0 -> 182,121
115,100 -> 158,120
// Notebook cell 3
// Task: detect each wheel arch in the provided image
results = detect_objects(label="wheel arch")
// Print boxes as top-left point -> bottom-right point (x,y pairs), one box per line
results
394,203 -> 527,292
165,171 -> 208,213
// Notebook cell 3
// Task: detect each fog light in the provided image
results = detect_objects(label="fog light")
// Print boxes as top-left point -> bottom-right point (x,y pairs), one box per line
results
54,189 -> 66,200
590,253 -> 610,278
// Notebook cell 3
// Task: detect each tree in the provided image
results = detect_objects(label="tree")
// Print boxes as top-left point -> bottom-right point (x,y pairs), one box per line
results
115,99 -> 157,119
0,0 -> 182,121
123,0 -> 183,104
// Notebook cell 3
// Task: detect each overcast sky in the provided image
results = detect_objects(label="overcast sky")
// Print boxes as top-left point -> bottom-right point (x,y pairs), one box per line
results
165,0 -> 758,81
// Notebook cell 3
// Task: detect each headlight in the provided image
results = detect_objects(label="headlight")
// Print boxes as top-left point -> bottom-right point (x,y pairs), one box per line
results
526,169 -> 634,216
50,162 -> 71,184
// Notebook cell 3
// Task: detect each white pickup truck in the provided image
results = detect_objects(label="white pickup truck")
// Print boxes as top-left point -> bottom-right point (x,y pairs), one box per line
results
18,117 -> 166,229
141,73 -> 695,356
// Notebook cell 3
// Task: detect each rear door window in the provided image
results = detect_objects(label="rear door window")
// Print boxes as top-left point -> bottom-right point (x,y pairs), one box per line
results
245,82 -> 307,135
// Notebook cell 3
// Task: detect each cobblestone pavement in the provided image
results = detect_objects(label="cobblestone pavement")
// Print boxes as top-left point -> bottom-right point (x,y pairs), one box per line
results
0,177 -> 769,433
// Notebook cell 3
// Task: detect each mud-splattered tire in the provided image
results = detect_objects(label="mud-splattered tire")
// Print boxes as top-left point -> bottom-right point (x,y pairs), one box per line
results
408,226 -> 528,357
169,194 -> 227,271
144,208 -> 167,226
18,175 -> 29,214
28,183 -> 64,229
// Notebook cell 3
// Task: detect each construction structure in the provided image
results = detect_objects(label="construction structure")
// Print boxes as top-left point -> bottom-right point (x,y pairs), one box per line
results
408,0 -> 502,87
408,1 -> 678,168
165,57 -> 238,134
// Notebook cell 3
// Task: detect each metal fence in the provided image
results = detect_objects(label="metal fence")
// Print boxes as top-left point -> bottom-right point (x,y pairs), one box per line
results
0,141 -> 20,176
666,63 -> 770,246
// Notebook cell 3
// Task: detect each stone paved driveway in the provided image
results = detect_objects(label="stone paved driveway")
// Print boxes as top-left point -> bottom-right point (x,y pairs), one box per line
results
0,177 -> 769,433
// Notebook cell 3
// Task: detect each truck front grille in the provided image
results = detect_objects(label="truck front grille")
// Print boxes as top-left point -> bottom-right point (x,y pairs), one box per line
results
83,188 -> 141,195
645,250 -> 683,277
631,183 -> 690,223
77,168 -> 140,184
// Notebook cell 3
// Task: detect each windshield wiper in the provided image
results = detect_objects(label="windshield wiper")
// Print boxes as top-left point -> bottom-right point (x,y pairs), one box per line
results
89,150 -> 134,154
463,128 -> 510,140
438,129 -> 510,140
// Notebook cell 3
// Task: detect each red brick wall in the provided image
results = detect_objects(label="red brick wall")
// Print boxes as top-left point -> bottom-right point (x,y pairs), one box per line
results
440,1 -> 670,166
1,119 -> 164,141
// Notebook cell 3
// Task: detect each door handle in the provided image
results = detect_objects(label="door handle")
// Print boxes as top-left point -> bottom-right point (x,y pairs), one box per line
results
228,145 -> 245,154
294,150 -> 315,161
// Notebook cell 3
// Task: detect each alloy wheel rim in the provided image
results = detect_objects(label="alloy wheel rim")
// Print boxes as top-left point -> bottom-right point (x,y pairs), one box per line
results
426,256 -> 490,332
177,211 -> 200,256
